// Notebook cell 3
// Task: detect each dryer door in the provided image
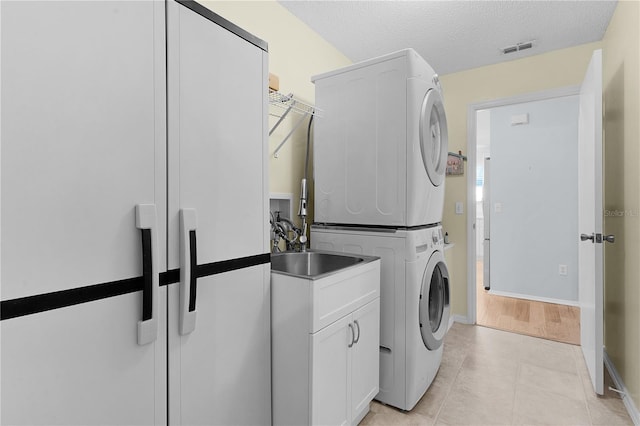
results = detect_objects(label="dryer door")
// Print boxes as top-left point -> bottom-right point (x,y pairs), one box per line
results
419,250 -> 450,350
419,88 -> 448,187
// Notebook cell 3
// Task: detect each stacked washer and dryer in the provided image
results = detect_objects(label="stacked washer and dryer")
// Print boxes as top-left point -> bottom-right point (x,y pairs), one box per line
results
310,49 -> 451,411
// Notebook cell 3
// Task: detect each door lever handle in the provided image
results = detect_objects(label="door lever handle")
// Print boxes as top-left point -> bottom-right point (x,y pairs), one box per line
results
580,233 -> 594,242
604,234 -> 615,243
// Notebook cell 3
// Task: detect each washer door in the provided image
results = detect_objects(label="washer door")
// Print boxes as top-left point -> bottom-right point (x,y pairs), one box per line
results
419,250 -> 450,350
419,88 -> 448,187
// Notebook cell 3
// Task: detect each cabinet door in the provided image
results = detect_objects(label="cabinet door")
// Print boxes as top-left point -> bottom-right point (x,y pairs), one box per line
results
168,265 -> 271,425
166,2 -> 270,424
1,1 -> 167,424
350,299 -> 381,421
311,315 -> 352,426
166,0 -> 268,266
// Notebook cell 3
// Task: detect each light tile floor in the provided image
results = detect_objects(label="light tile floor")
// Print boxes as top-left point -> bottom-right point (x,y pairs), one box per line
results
361,323 -> 633,425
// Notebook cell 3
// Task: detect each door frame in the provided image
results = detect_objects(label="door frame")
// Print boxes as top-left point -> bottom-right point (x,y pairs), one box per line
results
465,85 -> 580,324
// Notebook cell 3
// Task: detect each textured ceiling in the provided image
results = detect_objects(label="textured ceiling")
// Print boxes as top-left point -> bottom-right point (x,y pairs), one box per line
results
278,0 -> 617,75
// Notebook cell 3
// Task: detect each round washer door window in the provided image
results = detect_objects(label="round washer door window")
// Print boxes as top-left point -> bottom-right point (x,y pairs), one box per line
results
419,250 -> 450,350
419,88 -> 449,187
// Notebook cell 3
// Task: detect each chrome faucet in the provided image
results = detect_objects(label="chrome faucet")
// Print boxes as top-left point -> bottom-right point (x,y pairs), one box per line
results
298,178 -> 308,252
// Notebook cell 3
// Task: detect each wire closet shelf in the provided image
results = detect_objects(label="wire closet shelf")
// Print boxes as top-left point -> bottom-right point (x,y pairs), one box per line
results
269,91 -> 322,158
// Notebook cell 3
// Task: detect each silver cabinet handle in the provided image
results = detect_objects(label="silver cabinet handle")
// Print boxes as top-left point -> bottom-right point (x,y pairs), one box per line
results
353,320 -> 361,344
179,208 -> 198,335
580,233 -> 594,242
348,323 -> 355,348
136,204 -> 159,345
604,234 -> 615,243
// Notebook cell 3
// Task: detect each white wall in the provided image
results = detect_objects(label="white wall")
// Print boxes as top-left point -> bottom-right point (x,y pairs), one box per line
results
489,95 -> 579,303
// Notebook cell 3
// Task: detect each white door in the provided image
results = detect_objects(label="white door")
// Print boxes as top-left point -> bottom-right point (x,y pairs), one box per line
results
166,2 -> 271,424
1,1 -> 167,424
350,299 -> 381,421
578,49 -> 606,395
311,315 -> 352,426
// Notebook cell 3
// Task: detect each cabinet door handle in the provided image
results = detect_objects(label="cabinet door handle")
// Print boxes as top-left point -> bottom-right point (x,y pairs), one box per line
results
180,208 -> 198,335
348,323 -> 355,348
136,204 -> 159,345
353,320 -> 361,344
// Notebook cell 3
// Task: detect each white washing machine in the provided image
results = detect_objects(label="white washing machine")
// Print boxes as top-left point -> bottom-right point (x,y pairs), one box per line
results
311,224 -> 450,411
312,48 -> 448,228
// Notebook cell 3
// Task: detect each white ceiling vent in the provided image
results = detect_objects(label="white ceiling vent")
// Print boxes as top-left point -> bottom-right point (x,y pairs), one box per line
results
501,40 -> 535,55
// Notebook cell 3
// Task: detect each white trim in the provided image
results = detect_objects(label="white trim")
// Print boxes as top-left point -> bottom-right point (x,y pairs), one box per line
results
487,289 -> 579,307
466,106 -> 477,325
604,350 -> 640,425
453,314 -> 471,325
465,85 -> 581,325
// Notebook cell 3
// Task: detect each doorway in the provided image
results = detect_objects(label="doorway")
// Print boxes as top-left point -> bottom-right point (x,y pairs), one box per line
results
467,88 -> 581,345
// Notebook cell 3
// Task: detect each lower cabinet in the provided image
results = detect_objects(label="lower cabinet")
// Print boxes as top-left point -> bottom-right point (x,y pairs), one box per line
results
271,259 -> 381,426
311,300 -> 380,426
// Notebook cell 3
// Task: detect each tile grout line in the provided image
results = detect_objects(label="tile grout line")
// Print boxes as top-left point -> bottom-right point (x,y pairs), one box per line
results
431,341 -> 470,425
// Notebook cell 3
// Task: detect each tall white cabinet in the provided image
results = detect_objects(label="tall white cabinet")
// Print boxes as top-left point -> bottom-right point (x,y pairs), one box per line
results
1,1 -> 270,425
166,2 -> 270,424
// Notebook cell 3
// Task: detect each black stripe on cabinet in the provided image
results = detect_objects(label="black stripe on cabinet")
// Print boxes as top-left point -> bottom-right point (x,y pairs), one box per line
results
1,253 -> 270,321
175,0 -> 268,52
196,253 -> 271,278
0,276 -> 146,321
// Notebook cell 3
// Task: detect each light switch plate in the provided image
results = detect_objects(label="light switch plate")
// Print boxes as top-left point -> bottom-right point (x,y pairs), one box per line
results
455,202 -> 463,215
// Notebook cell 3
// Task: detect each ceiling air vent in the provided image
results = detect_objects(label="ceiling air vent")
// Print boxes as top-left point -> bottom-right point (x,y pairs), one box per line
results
502,40 -> 535,55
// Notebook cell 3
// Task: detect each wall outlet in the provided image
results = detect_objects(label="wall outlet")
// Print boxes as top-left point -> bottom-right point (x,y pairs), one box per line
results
494,202 -> 502,213
559,264 -> 568,276
455,201 -> 464,215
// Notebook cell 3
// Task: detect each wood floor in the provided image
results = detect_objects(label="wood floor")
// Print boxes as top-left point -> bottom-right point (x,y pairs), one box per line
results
476,261 -> 581,345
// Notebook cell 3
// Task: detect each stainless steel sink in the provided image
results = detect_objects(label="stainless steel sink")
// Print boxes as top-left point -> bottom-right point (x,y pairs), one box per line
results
271,250 -> 377,279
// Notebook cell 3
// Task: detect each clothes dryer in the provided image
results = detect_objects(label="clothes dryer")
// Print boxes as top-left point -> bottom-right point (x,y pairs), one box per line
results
312,49 -> 448,228
311,224 -> 450,411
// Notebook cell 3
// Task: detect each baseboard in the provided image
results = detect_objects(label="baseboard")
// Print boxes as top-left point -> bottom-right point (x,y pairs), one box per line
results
452,314 -> 472,325
604,350 -> 640,425
488,289 -> 579,307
